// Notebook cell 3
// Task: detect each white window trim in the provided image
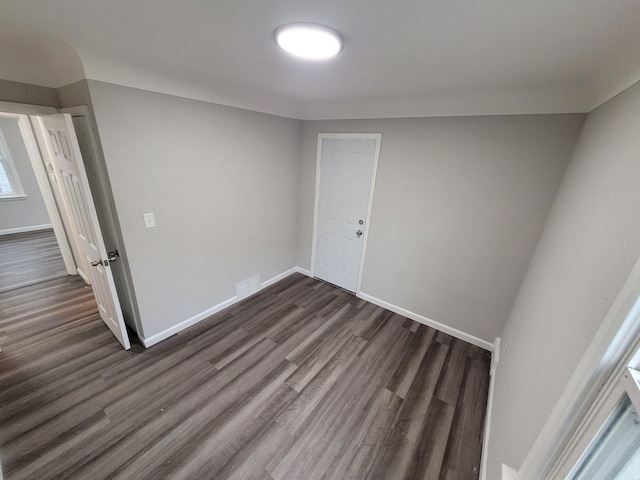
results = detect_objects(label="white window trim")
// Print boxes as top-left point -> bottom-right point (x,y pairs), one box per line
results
513,253 -> 640,480
0,126 -> 26,199
551,365 -> 640,478
625,367 -> 640,412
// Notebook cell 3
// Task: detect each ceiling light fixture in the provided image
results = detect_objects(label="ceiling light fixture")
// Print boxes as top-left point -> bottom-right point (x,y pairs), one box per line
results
274,23 -> 343,60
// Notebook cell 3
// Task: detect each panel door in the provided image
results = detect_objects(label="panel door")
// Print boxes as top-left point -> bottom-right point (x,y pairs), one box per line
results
36,114 -> 130,349
42,149 -> 91,283
314,138 -> 376,292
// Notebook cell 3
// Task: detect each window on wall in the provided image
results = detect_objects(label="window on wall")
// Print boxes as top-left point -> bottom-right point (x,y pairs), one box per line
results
568,387 -> 640,479
549,301 -> 640,480
0,127 -> 25,199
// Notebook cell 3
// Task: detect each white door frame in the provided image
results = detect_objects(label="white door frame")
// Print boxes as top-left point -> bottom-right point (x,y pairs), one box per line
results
0,101 -> 57,116
0,110 -> 77,275
310,133 -> 382,294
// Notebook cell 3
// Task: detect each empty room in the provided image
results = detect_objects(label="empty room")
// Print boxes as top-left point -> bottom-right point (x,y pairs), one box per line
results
1,1 -> 640,479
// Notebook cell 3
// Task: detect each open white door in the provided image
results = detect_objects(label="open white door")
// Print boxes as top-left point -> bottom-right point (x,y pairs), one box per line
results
33,114 -> 130,349
40,142 -> 92,283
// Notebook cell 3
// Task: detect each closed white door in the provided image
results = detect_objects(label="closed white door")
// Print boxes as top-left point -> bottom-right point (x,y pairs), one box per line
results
314,136 -> 378,292
34,114 -> 130,350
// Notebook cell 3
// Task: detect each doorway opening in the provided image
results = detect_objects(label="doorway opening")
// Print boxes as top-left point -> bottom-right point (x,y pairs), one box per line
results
0,107 -> 130,349
0,111 -> 69,292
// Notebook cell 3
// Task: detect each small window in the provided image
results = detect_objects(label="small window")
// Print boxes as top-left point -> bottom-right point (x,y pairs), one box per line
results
568,393 -> 640,479
564,367 -> 640,480
0,127 -> 25,199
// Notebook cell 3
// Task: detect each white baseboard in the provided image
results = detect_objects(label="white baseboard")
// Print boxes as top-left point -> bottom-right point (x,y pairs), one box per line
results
293,267 -> 312,277
480,337 -> 501,480
140,267 -> 493,353
502,464 -> 518,480
140,266 -> 312,348
491,337 -> 501,375
357,291 -> 494,351
0,223 -> 53,236
139,294 -> 238,347
261,267 -> 297,289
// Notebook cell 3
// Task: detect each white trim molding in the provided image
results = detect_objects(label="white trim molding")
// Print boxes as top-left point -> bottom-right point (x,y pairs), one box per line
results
357,291 -> 494,351
480,337 -> 501,480
491,337 -> 501,375
294,267 -> 312,277
0,101 -> 57,116
502,464 -> 518,480
261,267 -> 306,289
139,265 -> 493,354
140,294 -> 238,348
0,223 -> 53,236
139,267 -> 310,347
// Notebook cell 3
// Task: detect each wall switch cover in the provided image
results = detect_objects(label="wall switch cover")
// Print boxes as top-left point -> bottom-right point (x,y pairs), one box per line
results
143,213 -> 156,228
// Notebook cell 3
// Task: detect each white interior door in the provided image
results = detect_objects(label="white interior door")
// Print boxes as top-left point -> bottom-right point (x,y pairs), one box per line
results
42,148 -> 91,283
34,114 -> 130,349
313,136 -> 378,292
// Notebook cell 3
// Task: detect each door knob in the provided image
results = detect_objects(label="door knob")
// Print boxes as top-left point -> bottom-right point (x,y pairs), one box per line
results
356,230 -> 363,238
91,250 -> 119,267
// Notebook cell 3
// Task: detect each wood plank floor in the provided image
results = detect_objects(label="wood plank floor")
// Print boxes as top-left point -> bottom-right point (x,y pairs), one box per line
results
0,267 -> 490,479
0,230 -> 68,294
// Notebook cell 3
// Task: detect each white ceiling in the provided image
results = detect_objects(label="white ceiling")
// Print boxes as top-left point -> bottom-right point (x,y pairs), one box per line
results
1,0 -> 639,119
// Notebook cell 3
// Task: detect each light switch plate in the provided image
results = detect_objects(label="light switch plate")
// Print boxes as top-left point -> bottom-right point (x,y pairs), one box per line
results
143,212 -> 156,228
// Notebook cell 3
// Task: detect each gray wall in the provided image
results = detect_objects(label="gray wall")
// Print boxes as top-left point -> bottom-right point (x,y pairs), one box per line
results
486,81 -> 640,478
57,80 -> 92,110
87,81 -> 302,339
0,79 -> 59,108
298,115 -> 585,342
0,117 -> 50,232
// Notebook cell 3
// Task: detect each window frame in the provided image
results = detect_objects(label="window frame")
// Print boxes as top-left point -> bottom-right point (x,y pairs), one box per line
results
539,318 -> 640,479
514,254 -> 640,480
0,125 -> 26,200
565,383 -> 640,479
555,363 -> 640,479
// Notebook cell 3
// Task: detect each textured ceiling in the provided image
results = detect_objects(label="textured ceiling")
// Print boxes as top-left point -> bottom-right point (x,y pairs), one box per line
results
1,0 -> 639,119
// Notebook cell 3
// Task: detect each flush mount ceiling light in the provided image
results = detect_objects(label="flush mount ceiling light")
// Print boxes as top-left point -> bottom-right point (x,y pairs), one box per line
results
274,23 -> 343,60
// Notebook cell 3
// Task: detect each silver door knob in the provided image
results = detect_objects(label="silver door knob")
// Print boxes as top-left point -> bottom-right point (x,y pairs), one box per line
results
356,230 -> 363,238
91,260 -> 103,267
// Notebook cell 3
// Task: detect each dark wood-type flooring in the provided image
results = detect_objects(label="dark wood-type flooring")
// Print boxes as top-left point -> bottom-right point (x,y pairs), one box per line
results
0,239 -> 490,480
0,230 -> 67,294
